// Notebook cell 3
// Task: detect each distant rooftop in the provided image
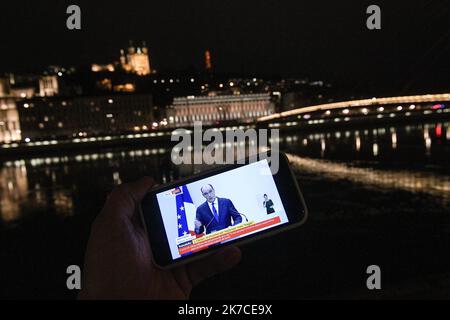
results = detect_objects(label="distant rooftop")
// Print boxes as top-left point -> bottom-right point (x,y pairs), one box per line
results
173,93 -> 271,105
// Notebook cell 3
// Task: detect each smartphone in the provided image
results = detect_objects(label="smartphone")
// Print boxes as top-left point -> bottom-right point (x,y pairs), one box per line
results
140,151 -> 308,269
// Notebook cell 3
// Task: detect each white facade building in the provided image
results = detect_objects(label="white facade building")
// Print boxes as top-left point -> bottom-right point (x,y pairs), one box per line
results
0,98 -> 21,143
167,93 -> 275,126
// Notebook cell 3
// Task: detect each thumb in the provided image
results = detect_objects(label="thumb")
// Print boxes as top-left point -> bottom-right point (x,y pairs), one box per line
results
126,176 -> 156,203
186,246 -> 242,288
102,176 -> 155,220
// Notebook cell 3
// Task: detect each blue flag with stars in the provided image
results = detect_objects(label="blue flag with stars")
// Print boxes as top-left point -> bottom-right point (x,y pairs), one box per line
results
176,185 -> 193,237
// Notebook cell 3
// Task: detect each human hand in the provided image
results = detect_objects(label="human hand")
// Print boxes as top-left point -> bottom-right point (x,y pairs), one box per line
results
78,177 -> 241,299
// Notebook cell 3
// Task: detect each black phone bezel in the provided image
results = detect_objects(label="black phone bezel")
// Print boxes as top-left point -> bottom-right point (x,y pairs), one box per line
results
140,151 -> 307,268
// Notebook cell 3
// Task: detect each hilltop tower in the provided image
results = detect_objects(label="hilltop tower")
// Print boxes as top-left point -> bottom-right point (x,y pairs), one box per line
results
205,49 -> 212,71
121,41 -> 151,75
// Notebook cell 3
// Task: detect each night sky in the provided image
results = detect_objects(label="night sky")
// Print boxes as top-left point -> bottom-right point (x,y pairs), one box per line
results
1,0 -> 449,92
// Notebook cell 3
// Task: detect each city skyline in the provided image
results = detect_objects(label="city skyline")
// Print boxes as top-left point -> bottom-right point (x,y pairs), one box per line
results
1,0 -> 449,94
1,0 -> 450,301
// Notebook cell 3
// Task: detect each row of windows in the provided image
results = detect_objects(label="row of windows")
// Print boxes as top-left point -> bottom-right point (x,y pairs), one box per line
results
0,130 -> 21,143
174,100 -> 269,107
23,98 -> 152,109
20,110 -> 151,121
33,119 -> 149,130
31,114 -> 152,127
174,104 -> 270,116
0,121 -> 19,131
174,110 -> 271,123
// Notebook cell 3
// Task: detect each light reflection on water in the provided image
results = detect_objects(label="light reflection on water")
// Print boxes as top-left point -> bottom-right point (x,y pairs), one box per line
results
0,147 -> 172,223
0,164 -> 75,223
287,153 -> 450,203
282,121 -> 449,170
0,121 -> 449,223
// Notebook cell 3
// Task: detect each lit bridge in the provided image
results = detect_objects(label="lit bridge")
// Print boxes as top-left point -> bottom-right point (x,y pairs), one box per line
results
257,93 -> 450,128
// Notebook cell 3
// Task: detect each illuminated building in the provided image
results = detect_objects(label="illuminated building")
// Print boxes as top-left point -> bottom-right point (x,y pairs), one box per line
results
113,83 -> 136,93
97,80 -> 136,93
91,42 -> 151,76
97,78 -> 113,91
10,87 -> 36,98
39,75 -> 59,97
120,41 -> 152,76
205,50 -> 212,71
91,64 -> 115,73
2,74 -> 61,99
167,93 -> 275,126
0,98 -> 21,143
0,78 -> 10,97
18,94 -> 154,140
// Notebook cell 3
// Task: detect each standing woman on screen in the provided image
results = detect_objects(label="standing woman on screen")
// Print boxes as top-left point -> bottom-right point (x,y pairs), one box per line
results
263,194 -> 275,214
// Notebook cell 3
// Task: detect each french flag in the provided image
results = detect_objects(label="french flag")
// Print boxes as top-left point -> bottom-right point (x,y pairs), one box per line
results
175,185 -> 203,239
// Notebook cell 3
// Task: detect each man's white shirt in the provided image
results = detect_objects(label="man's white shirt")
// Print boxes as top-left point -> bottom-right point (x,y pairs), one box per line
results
208,199 -> 219,220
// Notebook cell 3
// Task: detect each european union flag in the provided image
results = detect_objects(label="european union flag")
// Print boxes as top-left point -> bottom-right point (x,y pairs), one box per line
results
176,185 -> 193,237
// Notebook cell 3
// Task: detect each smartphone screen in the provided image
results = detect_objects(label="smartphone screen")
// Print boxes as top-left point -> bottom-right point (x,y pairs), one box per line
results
142,153 -> 307,267
156,159 -> 288,260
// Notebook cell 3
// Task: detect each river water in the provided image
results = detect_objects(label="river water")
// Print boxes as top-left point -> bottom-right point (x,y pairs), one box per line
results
1,120 -> 449,298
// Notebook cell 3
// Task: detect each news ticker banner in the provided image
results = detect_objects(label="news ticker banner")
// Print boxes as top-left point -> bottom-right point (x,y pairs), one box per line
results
178,216 -> 281,255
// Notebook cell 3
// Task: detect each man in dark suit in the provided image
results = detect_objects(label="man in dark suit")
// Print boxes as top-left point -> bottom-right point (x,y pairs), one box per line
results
194,184 -> 243,235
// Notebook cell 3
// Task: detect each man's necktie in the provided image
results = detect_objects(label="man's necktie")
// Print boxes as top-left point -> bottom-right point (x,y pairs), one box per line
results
212,202 -> 219,222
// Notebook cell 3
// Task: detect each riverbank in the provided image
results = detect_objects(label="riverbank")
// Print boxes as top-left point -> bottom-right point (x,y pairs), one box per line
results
1,112 -> 449,160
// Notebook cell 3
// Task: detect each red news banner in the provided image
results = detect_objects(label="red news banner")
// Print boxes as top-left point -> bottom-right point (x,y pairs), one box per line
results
178,216 -> 281,255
